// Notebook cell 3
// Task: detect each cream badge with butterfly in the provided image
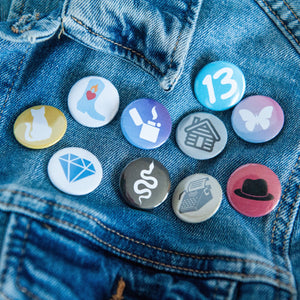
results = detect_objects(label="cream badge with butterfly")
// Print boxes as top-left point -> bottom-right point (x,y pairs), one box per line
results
231,96 -> 284,143
14,105 -> 67,149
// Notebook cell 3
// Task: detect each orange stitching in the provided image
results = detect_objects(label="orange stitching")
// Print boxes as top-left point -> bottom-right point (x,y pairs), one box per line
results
167,0 -> 192,71
259,0 -> 300,46
11,13 -> 40,34
0,190 -> 290,277
282,188 -> 300,253
15,221 -> 42,300
213,280 -> 219,299
110,278 -> 126,300
70,16 -> 163,76
0,191 -> 291,276
71,0 -> 194,92
168,31 -> 182,71
271,156 -> 299,245
19,0 -> 26,17
0,201 -> 293,291
0,47 -> 30,121
271,206 -> 282,244
282,0 -> 300,23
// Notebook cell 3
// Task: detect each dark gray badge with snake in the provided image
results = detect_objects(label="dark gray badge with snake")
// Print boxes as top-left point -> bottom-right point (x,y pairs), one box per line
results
119,157 -> 171,209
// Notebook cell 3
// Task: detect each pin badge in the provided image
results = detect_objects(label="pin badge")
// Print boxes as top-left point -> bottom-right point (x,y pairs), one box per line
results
172,174 -> 222,223
48,147 -> 103,195
121,99 -> 172,149
227,164 -> 281,217
194,61 -> 246,111
231,95 -> 284,143
14,105 -> 67,149
120,157 -> 171,209
176,112 -> 227,160
68,76 -> 119,127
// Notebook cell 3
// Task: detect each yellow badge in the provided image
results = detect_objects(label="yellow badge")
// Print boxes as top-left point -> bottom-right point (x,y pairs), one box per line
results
14,105 -> 67,149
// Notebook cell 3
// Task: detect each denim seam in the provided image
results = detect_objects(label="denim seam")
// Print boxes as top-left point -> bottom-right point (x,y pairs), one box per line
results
271,156 -> 299,246
226,282 -> 236,300
258,0 -> 300,46
2,205 -> 292,290
0,46 -> 31,121
282,189 -> 300,253
70,0 -> 195,92
18,0 -> 26,17
0,201 -> 294,291
0,190 -> 291,277
70,16 -> 164,77
0,291 -> 12,300
15,220 -> 42,300
0,214 -> 18,292
283,0 -> 300,23
213,280 -> 219,299
165,0 -> 193,91
11,13 -> 40,34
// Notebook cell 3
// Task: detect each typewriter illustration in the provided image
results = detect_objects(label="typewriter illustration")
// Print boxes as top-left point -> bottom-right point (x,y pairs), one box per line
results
179,177 -> 213,213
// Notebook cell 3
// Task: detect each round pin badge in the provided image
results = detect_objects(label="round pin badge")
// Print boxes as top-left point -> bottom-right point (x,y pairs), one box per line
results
68,76 -> 119,127
172,174 -> 222,223
231,95 -> 284,143
14,105 -> 67,149
48,147 -> 103,195
176,112 -> 227,160
121,99 -> 172,149
194,61 -> 246,111
227,164 -> 281,217
119,157 -> 171,209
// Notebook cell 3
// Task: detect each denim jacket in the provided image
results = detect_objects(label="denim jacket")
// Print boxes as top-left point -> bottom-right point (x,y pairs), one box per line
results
0,0 -> 299,299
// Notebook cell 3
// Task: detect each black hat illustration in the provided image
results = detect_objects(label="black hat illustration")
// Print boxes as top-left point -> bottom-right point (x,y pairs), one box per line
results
234,179 -> 274,201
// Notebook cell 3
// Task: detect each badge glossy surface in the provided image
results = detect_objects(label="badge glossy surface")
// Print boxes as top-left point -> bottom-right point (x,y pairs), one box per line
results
172,174 -> 222,223
121,99 -> 172,149
194,61 -> 246,111
231,95 -> 284,143
176,112 -> 227,160
227,164 -> 281,217
48,147 -> 103,195
120,157 -> 171,209
14,105 -> 67,149
68,76 -> 119,127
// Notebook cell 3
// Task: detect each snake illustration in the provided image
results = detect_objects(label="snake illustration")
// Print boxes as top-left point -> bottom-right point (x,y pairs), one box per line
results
133,161 -> 158,205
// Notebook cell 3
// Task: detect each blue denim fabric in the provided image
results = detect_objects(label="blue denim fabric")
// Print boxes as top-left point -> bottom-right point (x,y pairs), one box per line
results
0,0 -> 299,299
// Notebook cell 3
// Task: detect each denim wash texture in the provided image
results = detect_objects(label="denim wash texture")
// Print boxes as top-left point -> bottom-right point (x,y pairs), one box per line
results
0,0 -> 299,299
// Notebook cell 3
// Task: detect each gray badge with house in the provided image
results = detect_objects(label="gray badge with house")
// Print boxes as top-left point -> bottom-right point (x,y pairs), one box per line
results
176,112 -> 228,160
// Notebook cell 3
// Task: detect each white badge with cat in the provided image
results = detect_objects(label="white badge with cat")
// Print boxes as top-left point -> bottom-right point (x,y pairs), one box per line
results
14,105 -> 67,149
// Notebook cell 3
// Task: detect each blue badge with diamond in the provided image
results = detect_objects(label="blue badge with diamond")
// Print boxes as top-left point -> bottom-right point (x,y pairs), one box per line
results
48,147 -> 103,195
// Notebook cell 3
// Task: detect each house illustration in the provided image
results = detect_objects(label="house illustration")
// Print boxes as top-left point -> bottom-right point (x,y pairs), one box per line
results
184,117 -> 220,152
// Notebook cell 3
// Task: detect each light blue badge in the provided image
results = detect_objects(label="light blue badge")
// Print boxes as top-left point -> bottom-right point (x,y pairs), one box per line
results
194,61 -> 246,111
121,99 -> 172,149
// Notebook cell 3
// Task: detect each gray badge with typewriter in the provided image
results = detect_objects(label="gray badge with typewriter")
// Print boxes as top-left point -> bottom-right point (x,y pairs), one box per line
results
172,173 -> 222,223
